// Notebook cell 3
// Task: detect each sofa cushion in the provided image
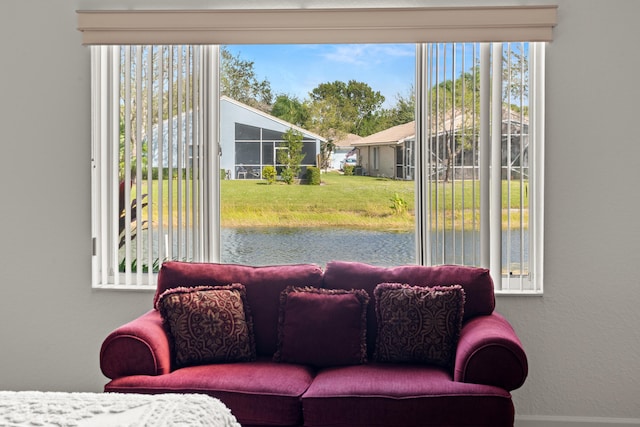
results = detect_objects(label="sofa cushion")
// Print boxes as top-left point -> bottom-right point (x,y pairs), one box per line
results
301,364 -> 514,427
105,360 -> 315,427
274,287 -> 369,367
323,261 -> 494,357
374,283 -> 465,368
157,284 -> 256,367
156,261 -> 324,357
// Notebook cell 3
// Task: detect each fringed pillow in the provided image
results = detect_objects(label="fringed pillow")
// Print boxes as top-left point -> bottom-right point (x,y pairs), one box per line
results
274,286 -> 369,368
158,284 -> 256,368
374,283 -> 465,368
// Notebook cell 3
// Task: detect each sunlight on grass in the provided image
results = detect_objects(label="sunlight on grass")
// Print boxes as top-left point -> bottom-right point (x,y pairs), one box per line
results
131,172 -> 528,232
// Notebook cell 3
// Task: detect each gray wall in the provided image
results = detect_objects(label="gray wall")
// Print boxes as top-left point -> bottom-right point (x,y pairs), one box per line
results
1,0 -> 639,423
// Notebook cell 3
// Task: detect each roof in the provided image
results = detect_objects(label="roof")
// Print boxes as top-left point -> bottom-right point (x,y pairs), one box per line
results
430,108 -> 529,134
352,108 -> 529,148
221,95 -> 327,142
333,133 -> 364,148
352,121 -> 415,147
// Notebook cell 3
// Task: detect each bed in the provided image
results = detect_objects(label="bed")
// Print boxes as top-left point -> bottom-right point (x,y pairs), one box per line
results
0,391 -> 241,427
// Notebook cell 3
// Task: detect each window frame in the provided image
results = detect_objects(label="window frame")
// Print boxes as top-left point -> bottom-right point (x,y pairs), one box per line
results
82,7 -> 554,294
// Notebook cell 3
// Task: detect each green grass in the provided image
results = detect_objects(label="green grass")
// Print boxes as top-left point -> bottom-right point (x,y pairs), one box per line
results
136,172 -> 528,232
222,173 -> 415,231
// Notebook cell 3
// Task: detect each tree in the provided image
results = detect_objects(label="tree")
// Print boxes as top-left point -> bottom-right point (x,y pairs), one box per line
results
308,80 -> 385,137
271,94 -> 309,127
220,46 -> 273,111
503,44 -> 529,102
375,87 -> 415,131
278,129 -> 305,184
319,139 -> 336,172
389,87 -> 415,126
429,69 -> 481,182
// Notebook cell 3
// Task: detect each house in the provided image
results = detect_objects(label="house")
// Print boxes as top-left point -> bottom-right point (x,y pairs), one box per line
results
356,109 -> 529,181
220,96 -> 325,179
147,97 -> 325,180
1,2 -> 639,426
352,121 -> 416,179
330,133 -> 363,170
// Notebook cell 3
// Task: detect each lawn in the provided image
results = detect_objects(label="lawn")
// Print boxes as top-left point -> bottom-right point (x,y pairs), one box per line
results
221,172 -> 415,231
138,172 -> 528,232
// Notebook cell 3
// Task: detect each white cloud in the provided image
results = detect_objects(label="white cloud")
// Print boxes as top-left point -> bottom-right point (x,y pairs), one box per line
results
321,44 -> 414,66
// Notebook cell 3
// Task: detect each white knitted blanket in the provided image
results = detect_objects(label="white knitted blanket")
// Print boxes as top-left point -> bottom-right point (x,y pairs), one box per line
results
0,391 -> 241,427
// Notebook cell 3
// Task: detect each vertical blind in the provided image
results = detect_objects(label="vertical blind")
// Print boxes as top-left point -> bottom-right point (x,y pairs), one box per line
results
91,45 -> 216,288
417,42 -> 543,292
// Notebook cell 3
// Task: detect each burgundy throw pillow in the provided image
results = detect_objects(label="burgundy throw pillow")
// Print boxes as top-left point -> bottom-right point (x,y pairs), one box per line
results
157,284 -> 256,368
274,287 -> 369,368
374,283 -> 465,368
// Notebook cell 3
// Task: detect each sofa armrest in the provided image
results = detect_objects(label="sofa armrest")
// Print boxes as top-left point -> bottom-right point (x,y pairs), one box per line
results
100,310 -> 172,380
454,312 -> 528,391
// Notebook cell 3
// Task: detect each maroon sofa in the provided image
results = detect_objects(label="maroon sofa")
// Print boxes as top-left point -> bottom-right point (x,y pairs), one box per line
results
100,261 -> 528,427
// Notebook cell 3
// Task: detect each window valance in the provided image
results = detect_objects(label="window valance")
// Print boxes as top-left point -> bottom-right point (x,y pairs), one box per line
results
77,6 -> 557,45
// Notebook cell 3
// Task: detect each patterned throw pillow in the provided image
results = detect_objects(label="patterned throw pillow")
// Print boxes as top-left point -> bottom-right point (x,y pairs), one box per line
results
274,287 -> 369,368
157,284 -> 256,368
374,283 -> 465,368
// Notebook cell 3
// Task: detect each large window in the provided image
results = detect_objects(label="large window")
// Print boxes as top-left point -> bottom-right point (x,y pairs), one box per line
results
83,7 -> 554,293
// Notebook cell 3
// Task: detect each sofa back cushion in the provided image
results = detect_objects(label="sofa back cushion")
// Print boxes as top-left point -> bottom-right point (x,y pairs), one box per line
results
156,261 -> 324,356
157,284 -> 256,367
274,287 -> 369,368
322,261 -> 495,357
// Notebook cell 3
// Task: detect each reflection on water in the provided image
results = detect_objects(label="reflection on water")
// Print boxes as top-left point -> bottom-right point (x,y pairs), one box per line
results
221,227 -> 529,270
221,227 -> 415,266
131,227 -> 528,271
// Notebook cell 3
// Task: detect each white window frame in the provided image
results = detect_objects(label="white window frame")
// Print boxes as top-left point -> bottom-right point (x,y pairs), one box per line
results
81,6 -> 555,294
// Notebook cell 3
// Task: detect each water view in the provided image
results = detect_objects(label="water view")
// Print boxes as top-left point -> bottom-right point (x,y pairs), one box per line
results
220,227 -> 529,270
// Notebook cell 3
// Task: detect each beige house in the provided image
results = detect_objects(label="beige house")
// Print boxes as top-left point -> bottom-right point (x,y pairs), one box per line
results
352,121 -> 416,179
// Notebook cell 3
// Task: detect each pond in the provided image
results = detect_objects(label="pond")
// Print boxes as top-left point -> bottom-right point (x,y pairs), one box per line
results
221,227 -> 415,266
220,227 -> 529,270
129,227 -> 528,272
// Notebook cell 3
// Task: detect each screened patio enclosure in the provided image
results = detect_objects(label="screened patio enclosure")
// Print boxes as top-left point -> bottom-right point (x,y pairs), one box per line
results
219,96 -> 325,180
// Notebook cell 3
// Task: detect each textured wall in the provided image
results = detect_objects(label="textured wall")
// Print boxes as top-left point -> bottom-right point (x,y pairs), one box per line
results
0,0 -> 639,421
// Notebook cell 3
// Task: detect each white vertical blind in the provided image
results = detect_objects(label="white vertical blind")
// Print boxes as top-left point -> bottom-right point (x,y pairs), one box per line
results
417,42 -> 542,293
91,44 -> 216,288
490,43 -> 504,290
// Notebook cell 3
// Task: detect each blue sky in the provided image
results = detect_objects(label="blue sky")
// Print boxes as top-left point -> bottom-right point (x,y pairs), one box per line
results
225,44 -> 416,108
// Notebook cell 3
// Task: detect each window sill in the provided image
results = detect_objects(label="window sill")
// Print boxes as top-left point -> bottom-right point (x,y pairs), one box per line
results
92,284 -> 156,292
495,290 -> 543,297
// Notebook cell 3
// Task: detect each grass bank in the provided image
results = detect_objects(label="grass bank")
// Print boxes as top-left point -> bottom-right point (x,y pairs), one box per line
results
137,172 -> 527,232
220,172 -> 528,231
221,172 -> 415,231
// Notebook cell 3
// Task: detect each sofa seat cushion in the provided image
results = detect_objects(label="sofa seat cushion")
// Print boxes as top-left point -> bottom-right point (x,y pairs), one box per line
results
104,360 -> 314,426
301,364 -> 514,427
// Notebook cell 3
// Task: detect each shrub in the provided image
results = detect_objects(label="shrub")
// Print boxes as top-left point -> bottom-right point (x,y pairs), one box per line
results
305,167 -> 321,185
262,165 -> 277,184
389,193 -> 409,215
280,168 -> 295,185
343,165 -> 355,176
